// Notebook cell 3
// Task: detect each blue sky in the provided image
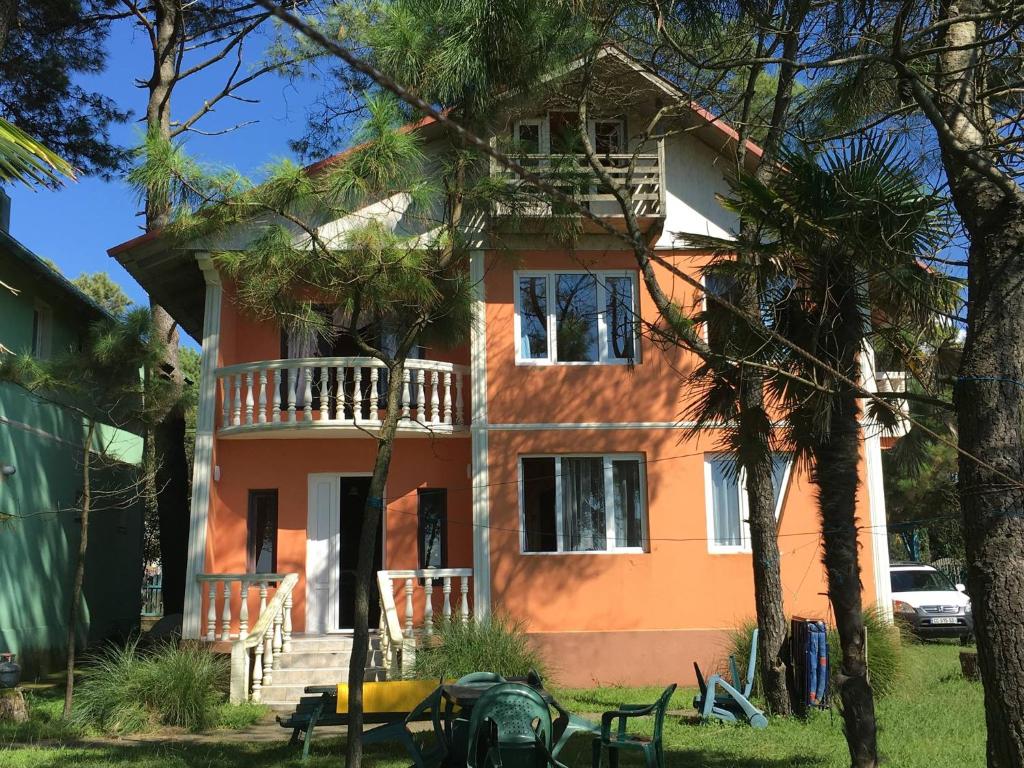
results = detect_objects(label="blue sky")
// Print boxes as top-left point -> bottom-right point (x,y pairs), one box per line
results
6,20 -> 328,332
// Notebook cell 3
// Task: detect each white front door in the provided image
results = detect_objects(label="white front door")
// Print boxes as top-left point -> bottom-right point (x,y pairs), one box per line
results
306,474 -> 341,634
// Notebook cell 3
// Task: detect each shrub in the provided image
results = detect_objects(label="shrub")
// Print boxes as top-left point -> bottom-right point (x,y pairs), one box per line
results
73,640 -> 230,734
409,615 -> 548,681
726,606 -> 903,703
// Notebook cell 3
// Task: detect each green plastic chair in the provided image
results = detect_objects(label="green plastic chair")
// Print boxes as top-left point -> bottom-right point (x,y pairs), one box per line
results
692,628 -> 768,728
466,682 -> 568,768
591,684 -> 677,768
458,672 -> 508,685
361,684 -> 449,768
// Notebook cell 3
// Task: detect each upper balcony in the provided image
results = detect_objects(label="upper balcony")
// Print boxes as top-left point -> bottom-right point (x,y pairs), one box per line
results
216,357 -> 469,438
490,147 -> 666,235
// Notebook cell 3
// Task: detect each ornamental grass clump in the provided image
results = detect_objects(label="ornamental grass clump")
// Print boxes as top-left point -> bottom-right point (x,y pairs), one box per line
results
73,640 -> 230,734
409,615 -> 548,681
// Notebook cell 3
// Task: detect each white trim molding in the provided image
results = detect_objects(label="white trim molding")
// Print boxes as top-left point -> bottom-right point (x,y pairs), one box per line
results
183,254 -> 222,639
469,250 -> 491,618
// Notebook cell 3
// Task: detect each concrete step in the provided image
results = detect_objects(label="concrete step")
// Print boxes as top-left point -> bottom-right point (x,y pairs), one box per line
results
258,668 -> 388,709
286,635 -> 380,652
279,650 -> 382,668
269,661 -> 384,686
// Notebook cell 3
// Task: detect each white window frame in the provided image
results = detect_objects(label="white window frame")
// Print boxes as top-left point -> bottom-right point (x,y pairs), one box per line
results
513,270 -> 640,366
704,453 -> 793,554
518,453 -> 648,555
513,118 -> 549,155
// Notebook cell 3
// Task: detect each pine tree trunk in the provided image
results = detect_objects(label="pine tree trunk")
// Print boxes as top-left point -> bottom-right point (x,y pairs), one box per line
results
955,202 -> 1024,767
145,0 -> 190,616
63,419 -> 97,719
926,4 -> 1024,764
346,359 -> 407,768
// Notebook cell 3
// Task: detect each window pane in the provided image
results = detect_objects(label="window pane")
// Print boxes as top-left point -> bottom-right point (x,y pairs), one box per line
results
518,277 -> 549,359
516,123 -> 541,154
704,272 -> 741,354
594,121 -> 623,155
771,453 -> 791,511
709,457 -> 742,547
248,490 -> 278,574
522,458 -> 557,552
605,277 -> 635,360
561,457 -> 606,551
418,489 -> 447,569
612,460 -> 643,547
555,274 -> 599,362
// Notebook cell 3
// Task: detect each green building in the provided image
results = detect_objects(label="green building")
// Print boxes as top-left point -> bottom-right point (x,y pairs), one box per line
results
0,197 -> 145,673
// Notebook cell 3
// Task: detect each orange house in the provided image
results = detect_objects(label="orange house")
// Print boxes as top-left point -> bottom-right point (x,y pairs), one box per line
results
110,48 -> 895,705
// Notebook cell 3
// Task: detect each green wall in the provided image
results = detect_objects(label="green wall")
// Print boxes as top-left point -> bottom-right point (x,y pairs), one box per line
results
0,244 -> 145,673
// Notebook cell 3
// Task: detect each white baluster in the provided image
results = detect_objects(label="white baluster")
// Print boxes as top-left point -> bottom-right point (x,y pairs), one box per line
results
272,370 -> 281,423
430,371 -> 441,424
401,369 -> 411,419
206,582 -> 217,642
251,643 -> 264,702
405,578 -> 414,634
443,372 -> 453,425
259,581 -> 268,618
443,577 -> 452,620
263,631 -> 274,685
416,373 -> 426,422
369,367 -> 380,422
424,578 -> 434,636
272,612 -> 283,670
258,370 -> 268,424
221,581 -> 232,641
287,367 -> 297,422
456,373 -> 464,425
303,363 -> 313,421
244,372 -> 255,425
232,375 -> 242,426
460,577 -> 470,624
353,367 -> 363,424
334,366 -> 344,421
283,591 -> 293,652
320,365 -> 330,421
221,377 -> 230,429
239,582 -> 250,641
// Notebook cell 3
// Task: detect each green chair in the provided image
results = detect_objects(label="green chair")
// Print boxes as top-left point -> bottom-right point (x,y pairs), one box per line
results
466,682 -> 567,768
591,684 -> 677,768
362,684 -> 449,768
458,672 -> 508,685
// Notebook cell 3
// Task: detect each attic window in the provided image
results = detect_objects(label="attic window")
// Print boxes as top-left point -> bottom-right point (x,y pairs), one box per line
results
31,301 -> 52,359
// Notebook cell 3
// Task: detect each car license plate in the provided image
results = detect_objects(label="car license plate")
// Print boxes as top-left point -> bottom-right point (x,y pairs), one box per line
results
931,617 -> 958,625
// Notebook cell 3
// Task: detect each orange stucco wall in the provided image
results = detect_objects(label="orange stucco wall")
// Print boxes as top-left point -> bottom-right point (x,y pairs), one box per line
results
200,248 -> 883,683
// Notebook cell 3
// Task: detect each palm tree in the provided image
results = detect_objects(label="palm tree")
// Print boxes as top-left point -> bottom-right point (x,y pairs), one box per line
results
696,138 -> 957,768
0,117 -> 75,187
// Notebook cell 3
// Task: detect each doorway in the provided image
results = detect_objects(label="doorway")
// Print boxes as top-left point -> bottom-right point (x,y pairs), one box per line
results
306,473 -> 384,633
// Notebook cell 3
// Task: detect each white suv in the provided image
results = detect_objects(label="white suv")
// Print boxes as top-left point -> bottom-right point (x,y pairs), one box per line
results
890,563 -> 973,641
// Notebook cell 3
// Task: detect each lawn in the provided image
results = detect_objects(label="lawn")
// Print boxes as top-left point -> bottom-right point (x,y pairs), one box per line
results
0,642 -> 982,768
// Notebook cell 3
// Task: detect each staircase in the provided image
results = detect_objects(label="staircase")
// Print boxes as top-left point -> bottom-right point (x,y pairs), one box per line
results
258,633 -> 387,711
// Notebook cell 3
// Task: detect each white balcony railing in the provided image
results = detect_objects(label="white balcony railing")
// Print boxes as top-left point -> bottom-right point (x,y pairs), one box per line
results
377,568 -> 473,676
216,357 -> 468,436
491,149 -> 665,219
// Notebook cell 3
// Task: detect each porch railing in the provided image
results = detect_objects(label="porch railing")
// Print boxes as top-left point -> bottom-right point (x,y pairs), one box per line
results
875,370 -> 910,438
216,357 -> 468,436
491,149 -> 665,219
377,568 -> 473,676
196,572 -> 298,703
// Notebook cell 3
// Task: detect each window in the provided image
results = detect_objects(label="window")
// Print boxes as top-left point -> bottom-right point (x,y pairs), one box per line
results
704,454 -> 792,553
31,301 -> 52,359
247,490 -> 278,573
417,489 -> 447,570
520,455 -> 647,553
514,272 -> 638,364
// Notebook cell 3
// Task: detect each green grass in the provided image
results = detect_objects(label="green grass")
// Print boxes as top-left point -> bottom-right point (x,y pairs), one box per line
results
0,643 -> 982,768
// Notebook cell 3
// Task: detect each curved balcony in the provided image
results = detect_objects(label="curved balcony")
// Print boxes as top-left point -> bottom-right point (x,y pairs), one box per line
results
216,357 -> 469,438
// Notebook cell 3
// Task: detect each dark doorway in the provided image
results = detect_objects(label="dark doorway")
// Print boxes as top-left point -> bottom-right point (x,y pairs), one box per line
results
338,476 -> 382,630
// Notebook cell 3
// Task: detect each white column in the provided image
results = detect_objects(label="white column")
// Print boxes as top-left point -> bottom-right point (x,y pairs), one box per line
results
302,364 -> 313,421
861,345 -> 894,622
239,582 -> 250,641
430,371 -> 440,424
401,369 -> 411,419
443,372 -> 453,425
257,370 -> 267,425
287,367 -> 297,422
244,372 -> 254,425
183,255 -> 222,640
271,369 -> 281,423
370,367 -> 380,422
353,367 -> 363,424
469,250 -> 491,617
